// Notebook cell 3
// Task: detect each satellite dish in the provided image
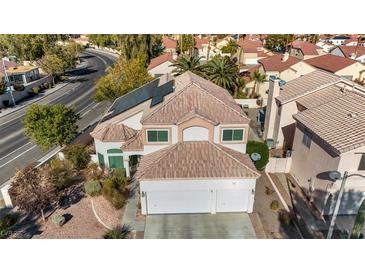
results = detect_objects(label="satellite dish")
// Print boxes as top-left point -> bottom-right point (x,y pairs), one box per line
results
251,152 -> 261,162
329,171 -> 342,182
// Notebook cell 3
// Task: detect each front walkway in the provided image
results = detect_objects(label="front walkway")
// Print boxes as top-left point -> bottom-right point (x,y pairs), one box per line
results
144,213 -> 256,239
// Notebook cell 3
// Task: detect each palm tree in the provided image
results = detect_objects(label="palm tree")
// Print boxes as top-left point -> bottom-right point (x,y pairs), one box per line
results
251,70 -> 266,98
203,56 -> 240,96
170,54 -> 204,76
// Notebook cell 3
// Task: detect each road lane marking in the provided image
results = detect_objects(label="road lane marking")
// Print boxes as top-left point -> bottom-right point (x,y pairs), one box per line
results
0,144 -> 37,169
0,141 -> 33,162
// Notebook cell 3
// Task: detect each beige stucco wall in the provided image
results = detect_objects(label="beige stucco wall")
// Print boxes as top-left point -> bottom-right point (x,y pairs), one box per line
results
336,62 -> 365,81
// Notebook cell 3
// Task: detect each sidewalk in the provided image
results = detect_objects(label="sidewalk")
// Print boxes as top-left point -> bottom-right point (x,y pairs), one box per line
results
269,173 -> 328,238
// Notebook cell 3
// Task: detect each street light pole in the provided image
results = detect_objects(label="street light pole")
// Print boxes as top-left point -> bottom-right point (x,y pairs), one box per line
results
327,171 -> 365,239
1,57 -> 16,106
327,171 -> 348,239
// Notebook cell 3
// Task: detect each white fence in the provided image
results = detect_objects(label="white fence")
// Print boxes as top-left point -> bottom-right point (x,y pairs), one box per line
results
265,157 -> 292,173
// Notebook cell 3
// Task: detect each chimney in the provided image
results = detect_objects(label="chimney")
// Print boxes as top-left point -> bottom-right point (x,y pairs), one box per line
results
263,78 -> 281,141
282,52 -> 289,62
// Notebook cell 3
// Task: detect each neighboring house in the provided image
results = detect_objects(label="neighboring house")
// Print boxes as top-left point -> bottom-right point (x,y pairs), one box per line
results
73,35 -> 89,47
331,46 -> 365,63
344,38 -> 359,46
315,41 -> 335,53
290,85 -> 365,215
254,54 -> 316,99
194,36 -> 211,60
147,53 -> 174,77
328,35 -> 351,45
235,35 -> 272,65
289,40 -> 324,60
91,72 -> 260,215
6,66 -> 40,85
0,59 -> 18,80
162,37 -> 177,56
304,54 -> 365,81
264,70 -> 343,149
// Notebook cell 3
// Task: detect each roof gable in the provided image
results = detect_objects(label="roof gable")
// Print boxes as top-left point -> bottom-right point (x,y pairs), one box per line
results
304,54 -> 358,73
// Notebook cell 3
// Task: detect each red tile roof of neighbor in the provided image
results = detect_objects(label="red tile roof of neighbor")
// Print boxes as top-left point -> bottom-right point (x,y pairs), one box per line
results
162,37 -> 177,49
304,54 -> 358,73
238,36 -> 263,53
0,60 -> 18,75
338,46 -> 365,58
290,40 -> 320,56
258,54 -> 301,72
147,53 -> 174,70
194,37 -> 210,49
241,65 -> 260,83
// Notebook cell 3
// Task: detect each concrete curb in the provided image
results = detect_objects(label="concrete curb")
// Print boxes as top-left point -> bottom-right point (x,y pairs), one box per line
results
90,198 -> 112,230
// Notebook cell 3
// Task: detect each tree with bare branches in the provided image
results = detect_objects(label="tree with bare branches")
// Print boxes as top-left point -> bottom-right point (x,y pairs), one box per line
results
8,166 -> 57,222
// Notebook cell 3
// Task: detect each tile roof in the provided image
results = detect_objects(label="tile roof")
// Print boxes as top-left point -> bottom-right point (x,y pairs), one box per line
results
290,41 -> 320,56
162,37 -> 177,49
90,123 -> 138,142
141,71 -> 250,125
304,54 -> 358,73
293,89 -> 365,155
337,46 -> 365,58
0,60 -> 18,75
194,37 -> 210,49
136,141 -> 260,180
259,54 -> 301,73
147,53 -> 174,70
295,84 -> 349,109
122,131 -> 144,151
276,70 -> 341,104
238,36 -> 263,52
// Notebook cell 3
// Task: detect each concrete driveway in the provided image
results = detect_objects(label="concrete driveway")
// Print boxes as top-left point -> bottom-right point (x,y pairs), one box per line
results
144,213 -> 256,239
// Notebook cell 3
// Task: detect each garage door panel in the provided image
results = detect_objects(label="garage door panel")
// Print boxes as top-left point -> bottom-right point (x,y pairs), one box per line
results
147,190 -> 211,214
216,189 -> 248,212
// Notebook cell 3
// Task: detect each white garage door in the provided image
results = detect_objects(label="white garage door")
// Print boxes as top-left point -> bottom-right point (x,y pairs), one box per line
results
216,189 -> 249,212
146,190 -> 211,214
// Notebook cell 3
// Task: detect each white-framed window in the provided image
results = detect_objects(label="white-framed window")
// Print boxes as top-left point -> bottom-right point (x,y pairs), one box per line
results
302,132 -> 311,148
146,129 -> 169,143
221,128 -> 245,142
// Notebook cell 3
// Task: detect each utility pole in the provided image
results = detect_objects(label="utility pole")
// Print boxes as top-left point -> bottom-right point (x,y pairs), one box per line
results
2,57 -> 16,106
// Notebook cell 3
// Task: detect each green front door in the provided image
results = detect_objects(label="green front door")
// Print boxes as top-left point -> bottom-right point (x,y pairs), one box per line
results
98,153 -> 105,167
108,156 -> 124,169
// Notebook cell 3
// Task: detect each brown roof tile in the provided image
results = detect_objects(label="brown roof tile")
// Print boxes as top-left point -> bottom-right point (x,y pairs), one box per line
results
259,54 -> 301,73
141,71 -> 250,125
337,46 -> 365,58
122,131 -> 144,151
147,53 -> 174,70
290,41 -> 320,56
136,141 -> 260,180
162,37 -> 177,49
304,54 -> 358,73
90,123 -> 138,142
294,89 -> 365,155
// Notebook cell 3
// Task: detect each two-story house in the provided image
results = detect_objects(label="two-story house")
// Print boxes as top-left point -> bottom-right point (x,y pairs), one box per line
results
91,72 -> 260,215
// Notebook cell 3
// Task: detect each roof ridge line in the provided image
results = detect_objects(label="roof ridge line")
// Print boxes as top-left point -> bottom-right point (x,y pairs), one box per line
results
211,142 -> 260,176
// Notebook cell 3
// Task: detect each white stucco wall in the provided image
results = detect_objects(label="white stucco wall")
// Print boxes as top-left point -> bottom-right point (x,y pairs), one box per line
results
94,139 -> 124,167
140,178 -> 256,214
148,61 -> 174,77
119,111 -> 144,130
183,126 -> 209,141
336,62 -> 365,81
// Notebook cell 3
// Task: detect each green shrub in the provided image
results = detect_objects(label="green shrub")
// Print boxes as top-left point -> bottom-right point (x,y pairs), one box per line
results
0,213 -> 18,239
63,145 -> 91,170
13,84 -> 24,91
270,200 -> 280,211
48,158 -> 75,189
85,180 -> 102,196
31,86 -> 40,95
246,140 -> 269,171
51,214 -> 66,227
103,225 -> 131,239
43,82 -> 50,89
278,210 -> 292,227
101,178 -> 127,209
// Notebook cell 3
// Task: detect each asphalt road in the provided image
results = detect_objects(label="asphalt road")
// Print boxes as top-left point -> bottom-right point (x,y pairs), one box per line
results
0,49 -> 117,188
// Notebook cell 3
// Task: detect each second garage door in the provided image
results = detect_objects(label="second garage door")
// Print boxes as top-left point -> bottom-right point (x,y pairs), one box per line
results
146,190 -> 212,214
216,189 -> 249,212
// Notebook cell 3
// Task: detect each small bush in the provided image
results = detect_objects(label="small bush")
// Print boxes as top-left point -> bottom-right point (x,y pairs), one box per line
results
31,86 -> 40,95
85,163 -> 104,181
85,180 -> 102,196
51,214 -> 66,227
0,213 -> 18,239
103,225 -> 131,239
47,159 -> 75,190
246,140 -> 269,171
63,145 -> 91,170
13,84 -> 25,91
101,178 -> 126,209
270,200 -> 280,211
43,82 -> 50,89
278,210 -> 292,227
